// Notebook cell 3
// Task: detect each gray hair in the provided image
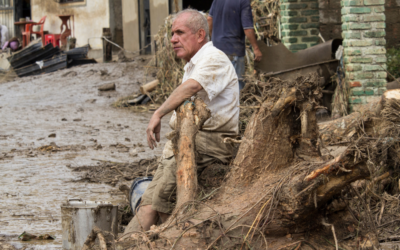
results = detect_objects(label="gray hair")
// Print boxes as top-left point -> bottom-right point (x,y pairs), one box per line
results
173,9 -> 209,41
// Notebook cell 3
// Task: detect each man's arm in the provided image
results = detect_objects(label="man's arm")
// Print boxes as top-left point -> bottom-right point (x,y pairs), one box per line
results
207,16 -> 213,38
146,79 -> 203,149
244,29 -> 262,62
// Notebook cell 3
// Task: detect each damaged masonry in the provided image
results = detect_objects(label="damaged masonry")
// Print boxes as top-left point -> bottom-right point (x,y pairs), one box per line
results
1,0 -> 400,250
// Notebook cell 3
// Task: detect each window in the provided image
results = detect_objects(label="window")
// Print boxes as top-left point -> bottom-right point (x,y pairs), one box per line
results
0,0 -> 11,7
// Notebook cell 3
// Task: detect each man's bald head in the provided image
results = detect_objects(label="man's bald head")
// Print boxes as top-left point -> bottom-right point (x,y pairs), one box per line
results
173,9 -> 209,41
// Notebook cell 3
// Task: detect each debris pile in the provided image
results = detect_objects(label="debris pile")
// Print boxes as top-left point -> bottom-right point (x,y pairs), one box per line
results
116,76 -> 400,249
318,94 -> 400,247
251,0 -> 281,41
8,41 -> 96,77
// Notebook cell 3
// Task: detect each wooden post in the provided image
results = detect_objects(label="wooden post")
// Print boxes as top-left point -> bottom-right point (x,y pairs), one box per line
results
172,98 -> 210,208
102,28 -> 112,63
140,80 -> 159,94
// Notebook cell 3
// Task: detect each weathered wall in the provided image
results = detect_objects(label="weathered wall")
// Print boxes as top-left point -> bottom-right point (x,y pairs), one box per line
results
150,0 -> 169,38
385,0 -> 400,47
280,0 -> 320,52
110,0 -> 123,49
319,0 -> 342,40
319,0 -> 400,48
31,0 -> 110,49
121,0 -> 140,52
342,0 -> 387,111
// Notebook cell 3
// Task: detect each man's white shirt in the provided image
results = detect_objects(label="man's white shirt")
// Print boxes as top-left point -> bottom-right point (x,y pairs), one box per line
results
170,41 -> 240,135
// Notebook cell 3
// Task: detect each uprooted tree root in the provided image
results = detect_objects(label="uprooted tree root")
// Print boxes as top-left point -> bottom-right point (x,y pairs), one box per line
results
113,74 -> 400,250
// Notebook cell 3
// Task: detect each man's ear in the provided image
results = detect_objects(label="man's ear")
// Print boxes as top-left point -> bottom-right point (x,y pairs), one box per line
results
197,29 -> 207,43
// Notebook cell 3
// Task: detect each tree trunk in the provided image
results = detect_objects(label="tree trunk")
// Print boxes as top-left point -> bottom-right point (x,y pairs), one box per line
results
121,77 -> 400,250
172,98 -> 210,209
226,78 -> 373,237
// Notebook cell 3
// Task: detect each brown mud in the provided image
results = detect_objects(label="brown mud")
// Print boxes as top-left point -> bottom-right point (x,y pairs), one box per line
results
0,56 -> 172,249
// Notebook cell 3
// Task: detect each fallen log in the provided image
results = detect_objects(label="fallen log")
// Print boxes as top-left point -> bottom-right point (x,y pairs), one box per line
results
172,98 -> 210,208
98,82 -> 116,91
140,79 -> 159,94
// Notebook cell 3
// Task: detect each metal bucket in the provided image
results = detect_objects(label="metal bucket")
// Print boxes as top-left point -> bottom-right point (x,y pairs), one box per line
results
129,177 -> 153,214
61,199 -> 118,250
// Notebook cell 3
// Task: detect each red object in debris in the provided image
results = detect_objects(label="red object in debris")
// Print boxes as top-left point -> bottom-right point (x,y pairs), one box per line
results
21,22 -> 34,48
45,34 -> 61,48
30,16 -> 47,46
57,15 -> 74,47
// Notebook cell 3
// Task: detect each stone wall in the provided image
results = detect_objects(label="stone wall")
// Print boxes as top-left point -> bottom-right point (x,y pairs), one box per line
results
31,0 -> 110,49
341,0 -> 387,111
280,0 -> 320,52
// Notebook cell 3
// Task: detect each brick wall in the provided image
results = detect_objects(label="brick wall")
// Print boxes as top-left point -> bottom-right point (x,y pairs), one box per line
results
342,0 -> 387,111
319,0 -> 400,48
280,0 -> 320,52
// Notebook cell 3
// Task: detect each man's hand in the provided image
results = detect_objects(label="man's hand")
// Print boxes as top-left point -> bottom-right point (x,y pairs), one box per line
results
146,113 -> 162,149
144,79 -> 203,150
244,29 -> 263,62
253,47 -> 262,62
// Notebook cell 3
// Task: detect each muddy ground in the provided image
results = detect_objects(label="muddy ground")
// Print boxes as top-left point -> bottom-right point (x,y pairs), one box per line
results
0,56 -> 173,249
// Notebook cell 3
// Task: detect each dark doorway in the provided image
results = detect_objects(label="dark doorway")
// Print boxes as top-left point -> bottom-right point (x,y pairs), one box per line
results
182,0 -> 213,12
14,0 -> 31,38
21,0 -> 30,19
15,0 -> 31,21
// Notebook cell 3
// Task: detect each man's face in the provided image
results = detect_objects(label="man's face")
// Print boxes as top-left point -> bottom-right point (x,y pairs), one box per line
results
171,14 -> 203,62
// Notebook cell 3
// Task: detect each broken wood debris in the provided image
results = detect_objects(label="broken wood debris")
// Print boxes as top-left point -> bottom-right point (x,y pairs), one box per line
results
98,82 -> 116,91
8,42 -> 96,77
140,79 -> 159,95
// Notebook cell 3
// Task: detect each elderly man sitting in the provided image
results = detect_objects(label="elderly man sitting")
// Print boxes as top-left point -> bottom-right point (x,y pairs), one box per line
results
129,9 -> 239,231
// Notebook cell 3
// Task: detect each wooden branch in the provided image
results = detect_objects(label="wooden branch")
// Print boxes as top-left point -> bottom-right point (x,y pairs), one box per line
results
173,98 -> 211,209
270,87 -> 297,117
82,226 -> 101,250
360,172 -> 390,198
81,226 -> 112,250
97,232 -> 108,250
304,150 -> 354,181
140,79 -> 159,94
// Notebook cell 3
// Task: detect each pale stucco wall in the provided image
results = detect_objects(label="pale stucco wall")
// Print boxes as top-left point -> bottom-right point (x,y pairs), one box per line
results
121,0 -> 169,53
31,0 -> 110,49
121,0 -> 140,51
150,0 -> 169,38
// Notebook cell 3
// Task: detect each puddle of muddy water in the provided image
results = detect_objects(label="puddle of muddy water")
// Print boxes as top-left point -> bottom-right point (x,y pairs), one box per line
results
0,60 -> 171,249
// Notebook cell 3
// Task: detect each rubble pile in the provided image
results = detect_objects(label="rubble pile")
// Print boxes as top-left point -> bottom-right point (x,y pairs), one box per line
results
251,0 -> 281,41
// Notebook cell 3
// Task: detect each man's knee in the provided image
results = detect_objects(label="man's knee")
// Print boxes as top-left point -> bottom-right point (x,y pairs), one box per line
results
139,205 -> 157,216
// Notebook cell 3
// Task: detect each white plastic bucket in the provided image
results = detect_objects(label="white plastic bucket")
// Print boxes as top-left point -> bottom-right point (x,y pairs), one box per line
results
61,199 -> 118,250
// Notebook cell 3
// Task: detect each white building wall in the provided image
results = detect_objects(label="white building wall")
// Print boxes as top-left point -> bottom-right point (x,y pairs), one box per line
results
31,0 -> 110,49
